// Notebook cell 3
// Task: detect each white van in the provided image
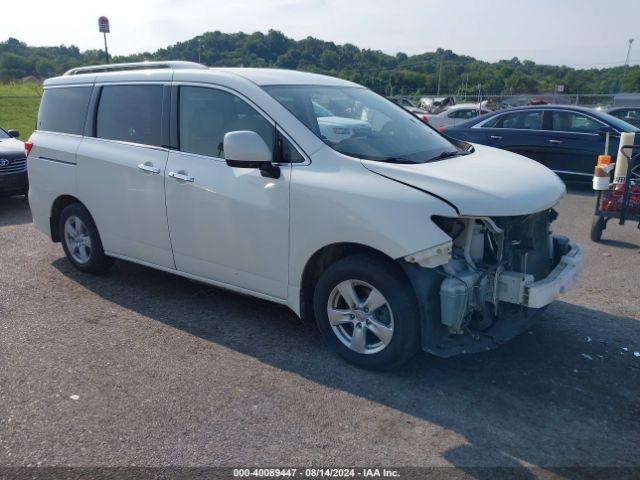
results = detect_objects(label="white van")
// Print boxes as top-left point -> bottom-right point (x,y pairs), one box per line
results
27,61 -> 582,370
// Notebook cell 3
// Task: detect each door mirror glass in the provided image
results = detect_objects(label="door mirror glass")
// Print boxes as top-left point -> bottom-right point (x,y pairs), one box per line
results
7,129 -> 20,138
224,130 -> 272,167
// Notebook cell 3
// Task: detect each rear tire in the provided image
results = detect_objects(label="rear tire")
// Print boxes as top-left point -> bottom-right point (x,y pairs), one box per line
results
313,254 -> 421,370
59,203 -> 114,274
590,215 -> 605,242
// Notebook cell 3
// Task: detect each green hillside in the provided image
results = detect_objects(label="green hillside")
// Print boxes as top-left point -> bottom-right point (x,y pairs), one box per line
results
1,31 -> 640,96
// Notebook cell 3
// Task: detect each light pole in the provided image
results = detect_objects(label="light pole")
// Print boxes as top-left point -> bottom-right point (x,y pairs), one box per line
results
625,38 -> 634,66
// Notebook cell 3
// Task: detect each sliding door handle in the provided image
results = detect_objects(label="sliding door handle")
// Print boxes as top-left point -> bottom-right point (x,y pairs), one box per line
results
168,171 -> 194,182
549,139 -> 563,145
138,163 -> 160,174
489,135 -> 503,140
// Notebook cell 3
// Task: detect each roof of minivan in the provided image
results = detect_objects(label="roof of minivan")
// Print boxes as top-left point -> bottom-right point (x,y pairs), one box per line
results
46,64 -> 360,88
216,68 -> 358,87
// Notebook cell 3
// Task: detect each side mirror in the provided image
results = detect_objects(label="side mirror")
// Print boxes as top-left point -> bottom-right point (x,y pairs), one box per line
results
7,129 -> 20,138
224,130 -> 279,178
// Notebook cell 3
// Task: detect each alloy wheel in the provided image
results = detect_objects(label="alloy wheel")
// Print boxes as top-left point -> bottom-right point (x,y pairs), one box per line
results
64,215 -> 92,264
326,279 -> 394,354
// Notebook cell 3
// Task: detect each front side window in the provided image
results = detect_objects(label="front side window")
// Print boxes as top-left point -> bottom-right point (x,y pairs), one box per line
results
0,129 -> 10,140
38,86 -> 92,135
264,85 -> 459,163
179,86 -> 274,159
550,111 -> 601,133
96,85 -> 163,146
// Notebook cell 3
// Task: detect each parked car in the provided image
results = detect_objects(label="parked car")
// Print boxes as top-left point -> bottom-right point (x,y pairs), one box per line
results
387,96 -> 417,109
28,62 -> 581,370
0,127 -> 27,197
312,101 -> 372,143
418,96 -> 455,113
444,105 -> 640,182
387,96 -> 431,122
606,106 -> 640,128
425,103 -> 492,130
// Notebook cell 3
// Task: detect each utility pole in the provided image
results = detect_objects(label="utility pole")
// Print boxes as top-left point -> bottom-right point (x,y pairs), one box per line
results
625,38 -> 634,66
436,60 -> 443,96
98,17 -> 110,64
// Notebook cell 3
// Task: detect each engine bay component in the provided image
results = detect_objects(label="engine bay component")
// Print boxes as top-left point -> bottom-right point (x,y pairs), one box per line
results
439,269 -> 490,334
435,210 -> 559,335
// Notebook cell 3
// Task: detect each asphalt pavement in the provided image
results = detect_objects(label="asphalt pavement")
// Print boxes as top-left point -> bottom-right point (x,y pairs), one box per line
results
0,187 -> 639,473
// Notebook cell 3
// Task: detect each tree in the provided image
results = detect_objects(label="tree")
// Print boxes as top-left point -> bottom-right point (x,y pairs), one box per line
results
621,69 -> 640,92
1,32 -> 639,95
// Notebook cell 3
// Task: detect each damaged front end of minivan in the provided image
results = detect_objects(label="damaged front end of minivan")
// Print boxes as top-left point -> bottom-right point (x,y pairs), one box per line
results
402,209 -> 582,357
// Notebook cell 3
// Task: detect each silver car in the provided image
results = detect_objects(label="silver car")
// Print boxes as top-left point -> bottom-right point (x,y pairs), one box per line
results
425,103 -> 492,130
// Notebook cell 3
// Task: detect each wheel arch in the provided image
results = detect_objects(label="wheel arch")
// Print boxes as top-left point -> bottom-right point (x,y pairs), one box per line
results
50,194 -> 85,242
299,242 -> 413,323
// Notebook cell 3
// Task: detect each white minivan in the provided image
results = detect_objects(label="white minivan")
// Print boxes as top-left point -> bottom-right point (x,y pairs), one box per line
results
27,61 -> 582,370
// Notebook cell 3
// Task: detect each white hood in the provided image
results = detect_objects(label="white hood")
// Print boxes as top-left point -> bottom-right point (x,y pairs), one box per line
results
361,144 -> 566,216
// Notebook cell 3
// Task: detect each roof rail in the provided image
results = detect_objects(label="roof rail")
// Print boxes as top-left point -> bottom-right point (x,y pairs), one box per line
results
64,61 -> 207,76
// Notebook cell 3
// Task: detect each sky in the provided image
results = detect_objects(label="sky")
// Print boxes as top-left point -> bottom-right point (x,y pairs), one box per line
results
3,0 -> 639,68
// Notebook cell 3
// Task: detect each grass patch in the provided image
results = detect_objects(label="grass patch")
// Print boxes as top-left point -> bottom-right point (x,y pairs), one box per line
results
0,83 -> 42,140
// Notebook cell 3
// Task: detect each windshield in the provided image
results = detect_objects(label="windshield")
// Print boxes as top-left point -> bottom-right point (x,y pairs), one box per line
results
0,128 -> 10,140
264,85 -> 460,163
312,101 -> 333,118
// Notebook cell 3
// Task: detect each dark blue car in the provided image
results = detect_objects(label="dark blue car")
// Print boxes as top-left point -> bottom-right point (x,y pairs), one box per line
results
444,106 -> 639,182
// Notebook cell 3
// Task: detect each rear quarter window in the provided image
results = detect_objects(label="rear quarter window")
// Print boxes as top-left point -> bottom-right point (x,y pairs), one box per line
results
37,86 -> 92,135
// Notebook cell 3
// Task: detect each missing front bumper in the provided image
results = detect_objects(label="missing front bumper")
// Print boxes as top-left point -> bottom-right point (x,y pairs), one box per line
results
494,237 -> 583,309
417,235 -> 582,358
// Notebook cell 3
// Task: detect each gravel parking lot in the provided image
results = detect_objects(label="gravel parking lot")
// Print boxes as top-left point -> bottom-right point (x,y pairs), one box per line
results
1,187 -> 639,473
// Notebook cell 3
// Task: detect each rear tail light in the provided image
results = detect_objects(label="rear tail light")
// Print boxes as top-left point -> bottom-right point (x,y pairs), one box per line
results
438,127 -> 446,133
420,115 -> 429,123
25,140 -> 34,158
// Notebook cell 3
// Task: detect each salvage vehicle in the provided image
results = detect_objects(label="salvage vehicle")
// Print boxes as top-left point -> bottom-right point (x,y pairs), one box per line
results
0,127 -> 27,197
387,96 -> 431,122
424,102 -> 491,130
444,105 -> 640,182
27,62 -> 582,370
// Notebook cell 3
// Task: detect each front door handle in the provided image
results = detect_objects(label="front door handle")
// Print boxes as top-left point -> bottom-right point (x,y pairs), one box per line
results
138,162 -> 160,174
549,139 -> 563,145
168,171 -> 194,182
490,135 -> 503,140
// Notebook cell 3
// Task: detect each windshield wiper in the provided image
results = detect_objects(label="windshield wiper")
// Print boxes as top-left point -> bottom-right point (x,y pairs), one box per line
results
379,157 -> 417,164
432,150 -> 472,161
356,155 -> 417,164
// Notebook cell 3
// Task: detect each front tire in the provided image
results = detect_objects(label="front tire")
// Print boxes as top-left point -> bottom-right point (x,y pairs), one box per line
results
313,254 -> 421,370
59,203 -> 114,274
